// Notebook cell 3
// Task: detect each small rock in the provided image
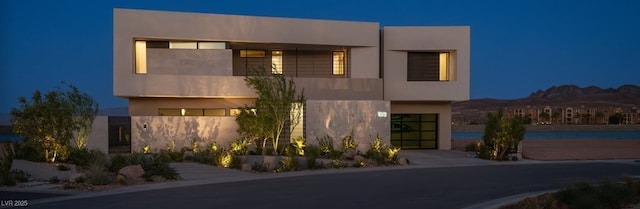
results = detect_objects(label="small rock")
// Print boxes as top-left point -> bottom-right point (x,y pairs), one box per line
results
342,150 -> 357,159
119,165 -> 145,180
117,174 -> 127,185
241,163 -> 252,172
353,155 -> 366,163
398,157 -> 409,165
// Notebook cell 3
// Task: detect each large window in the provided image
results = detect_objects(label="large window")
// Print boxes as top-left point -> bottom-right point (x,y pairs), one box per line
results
407,52 -> 450,81
271,50 -> 283,74
391,114 -> 438,149
332,51 -> 345,75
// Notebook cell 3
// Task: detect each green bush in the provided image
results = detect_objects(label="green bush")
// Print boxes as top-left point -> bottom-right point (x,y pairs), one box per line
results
340,131 -> 357,152
277,157 -> 299,172
464,142 -> 480,152
316,135 -> 334,155
14,141 -> 46,162
213,149 -> 241,169
480,109 -> 526,160
85,163 -> 111,185
554,180 -> 640,209
230,138 -> 251,156
108,152 -> 179,180
192,149 -> 214,164
365,135 -> 400,165
304,145 -> 324,170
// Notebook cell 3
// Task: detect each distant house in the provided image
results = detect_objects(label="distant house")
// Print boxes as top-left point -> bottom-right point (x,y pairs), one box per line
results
112,9 -> 470,152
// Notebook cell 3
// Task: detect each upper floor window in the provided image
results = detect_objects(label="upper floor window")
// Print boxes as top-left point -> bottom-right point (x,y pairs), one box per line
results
135,41 -> 147,74
240,50 -> 265,58
332,51 -> 345,75
407,52 -> 451,81
271,50 -> 283,74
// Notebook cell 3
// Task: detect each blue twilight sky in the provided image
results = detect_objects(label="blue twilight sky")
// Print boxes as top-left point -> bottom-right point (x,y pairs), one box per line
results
1,0 -> 639,113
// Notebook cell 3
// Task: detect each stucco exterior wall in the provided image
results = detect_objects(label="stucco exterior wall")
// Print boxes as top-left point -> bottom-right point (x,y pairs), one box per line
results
383,26 -> 470,101
391,102 -> 452,150
147,49 -> 233,76
87,116 -> 109,153
131,116 -> 239,153
305,100 -> 390,152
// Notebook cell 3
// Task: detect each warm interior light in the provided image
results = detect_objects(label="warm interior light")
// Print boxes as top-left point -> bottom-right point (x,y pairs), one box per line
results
439,52 -> 449,81
197,42 -> 226,49
135,41 -> 147,74
169,42 -> 198,49
180,108 -> 186,116
332,51 -> 345,75
271,50 -> 283,74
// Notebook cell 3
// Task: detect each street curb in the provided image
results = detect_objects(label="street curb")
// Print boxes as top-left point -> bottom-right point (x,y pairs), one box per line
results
461,190 -> 557,209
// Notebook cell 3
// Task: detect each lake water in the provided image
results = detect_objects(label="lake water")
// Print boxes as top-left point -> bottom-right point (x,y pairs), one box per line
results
452,131 -> 640,140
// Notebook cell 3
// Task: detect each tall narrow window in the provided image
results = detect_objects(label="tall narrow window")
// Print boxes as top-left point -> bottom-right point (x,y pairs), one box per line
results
271,50 -> 283,74
333,51 -> 345,75
439,52 -> 449,81
135,41 -> 147,74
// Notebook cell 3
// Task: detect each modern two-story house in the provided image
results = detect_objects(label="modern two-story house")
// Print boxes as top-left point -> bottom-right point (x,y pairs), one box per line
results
113,8 -> 469,153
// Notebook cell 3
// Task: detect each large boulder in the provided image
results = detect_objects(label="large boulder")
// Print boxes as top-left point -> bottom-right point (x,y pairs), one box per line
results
118,165 -> 145,180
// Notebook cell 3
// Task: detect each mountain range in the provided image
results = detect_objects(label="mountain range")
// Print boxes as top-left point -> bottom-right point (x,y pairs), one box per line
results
453,84 -> 640,124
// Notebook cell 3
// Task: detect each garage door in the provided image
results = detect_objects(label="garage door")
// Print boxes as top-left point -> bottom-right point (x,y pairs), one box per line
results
390,114 -> 438,149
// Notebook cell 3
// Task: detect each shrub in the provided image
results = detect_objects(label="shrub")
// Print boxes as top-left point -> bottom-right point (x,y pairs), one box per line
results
214,149 -> 241,169
366,135 -> 399,165
464,142 -> 481,152
251,162 -> 270,172
341,131 -> 357,152
277,157 -> 299,172
85,163 -> 111,185
304,145 -> 323,170
108,152 -> 179,180
230,138 -> 251,156
316,135 -> 334,155
554,180 -> 640,209
14,141 -> 46,162
292,137 -> 306,156
49,176 -> 60,184
192,149 -> 214,164
480,109 -> 526,160
330,159 -> 347,168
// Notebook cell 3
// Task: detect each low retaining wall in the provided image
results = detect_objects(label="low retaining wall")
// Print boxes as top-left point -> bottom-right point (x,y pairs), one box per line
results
453,124 -> 640,132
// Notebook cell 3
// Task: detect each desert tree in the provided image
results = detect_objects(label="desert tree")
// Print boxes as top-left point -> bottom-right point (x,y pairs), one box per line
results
480,109 -> 526,160
11,82 -> 98,162
236,69 -> 305,155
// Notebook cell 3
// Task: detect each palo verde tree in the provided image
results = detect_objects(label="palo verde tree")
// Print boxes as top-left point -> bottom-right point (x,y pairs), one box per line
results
11,82 -> 98,162
236,69 -> 305,155
480,109 -> 526,160
66,83 -> 99,149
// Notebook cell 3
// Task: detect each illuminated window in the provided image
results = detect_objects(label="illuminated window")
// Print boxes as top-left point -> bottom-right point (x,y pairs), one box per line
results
181,108 -> 204,116
229,108 -> 241,116
169,42 -> 197,49
332,51 -> 345,75
407,52 -> 451,81
204,108 -> 226,116
271,50 -> 283,74
198,42 -> 226,49
240,50 -> 265,58
135,41 -> 147,74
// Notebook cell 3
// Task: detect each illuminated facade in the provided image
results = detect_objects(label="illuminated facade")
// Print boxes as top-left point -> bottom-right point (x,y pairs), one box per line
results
113,9 -> 470,151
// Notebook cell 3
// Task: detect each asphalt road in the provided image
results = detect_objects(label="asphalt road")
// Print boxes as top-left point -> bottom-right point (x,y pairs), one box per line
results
23,162 -> 640,209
